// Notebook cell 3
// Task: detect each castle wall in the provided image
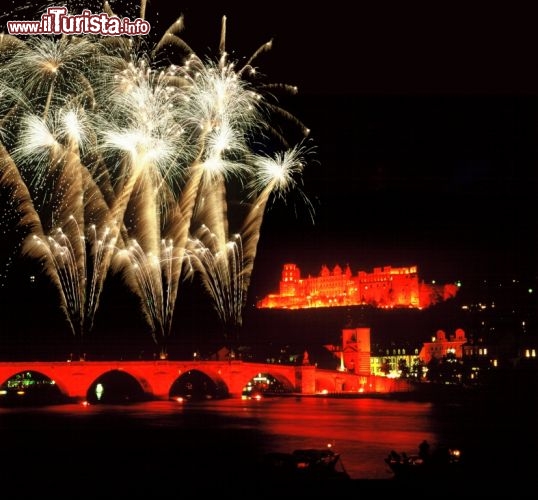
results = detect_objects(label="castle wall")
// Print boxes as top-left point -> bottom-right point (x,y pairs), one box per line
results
258,263 -> 457,310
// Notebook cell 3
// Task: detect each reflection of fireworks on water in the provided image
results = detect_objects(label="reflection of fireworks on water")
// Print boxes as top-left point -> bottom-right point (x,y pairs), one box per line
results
0,1 -> 312,357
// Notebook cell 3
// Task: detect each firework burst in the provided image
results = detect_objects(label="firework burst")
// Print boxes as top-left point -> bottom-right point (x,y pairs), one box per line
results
0,1 -> 313,358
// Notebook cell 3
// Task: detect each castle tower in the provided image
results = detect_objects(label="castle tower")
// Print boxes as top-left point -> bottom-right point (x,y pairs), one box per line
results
279,263 -> 301,295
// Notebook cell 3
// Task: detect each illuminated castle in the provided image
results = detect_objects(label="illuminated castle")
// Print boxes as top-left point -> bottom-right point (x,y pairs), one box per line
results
257,263 -> 459,310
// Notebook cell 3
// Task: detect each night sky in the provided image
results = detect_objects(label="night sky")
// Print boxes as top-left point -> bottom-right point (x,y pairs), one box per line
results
140,1 -> 538,298
0,1 -> 537,352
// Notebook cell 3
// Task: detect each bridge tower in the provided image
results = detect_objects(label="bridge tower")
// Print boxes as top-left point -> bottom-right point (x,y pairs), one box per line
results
341,326 -> 371,376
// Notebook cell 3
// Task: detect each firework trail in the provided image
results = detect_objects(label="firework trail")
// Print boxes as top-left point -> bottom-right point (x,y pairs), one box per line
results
176,14 -> 311,345
0,34 -> 114,343
0,142 -> 50,287
187,172 -> 242,339
95,43 -> 193,356
145,13 -> 310,349
240,144 -> 314,304
0,0 -> 313,357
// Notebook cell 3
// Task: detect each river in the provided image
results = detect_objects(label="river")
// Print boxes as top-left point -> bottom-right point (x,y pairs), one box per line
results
0,392 -> 534,496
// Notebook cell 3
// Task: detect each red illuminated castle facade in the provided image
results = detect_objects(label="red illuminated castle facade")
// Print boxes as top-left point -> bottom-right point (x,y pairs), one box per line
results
257,263 -> 459,310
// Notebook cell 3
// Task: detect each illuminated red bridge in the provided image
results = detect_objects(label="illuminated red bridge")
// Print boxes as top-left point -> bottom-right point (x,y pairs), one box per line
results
0,360 -> 408,403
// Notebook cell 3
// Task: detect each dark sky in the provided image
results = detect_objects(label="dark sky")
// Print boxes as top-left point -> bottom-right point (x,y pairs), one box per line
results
1,1 -> 537,347
137,1 -> 538,298
2,1 -> 538,284
143,1 -> 538,95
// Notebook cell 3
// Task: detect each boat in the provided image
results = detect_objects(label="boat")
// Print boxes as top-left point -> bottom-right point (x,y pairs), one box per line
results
384,443 -> 463,480
261,446 -> 351,481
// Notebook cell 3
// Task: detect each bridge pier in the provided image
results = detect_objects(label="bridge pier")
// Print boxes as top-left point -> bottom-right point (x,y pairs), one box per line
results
295,365 -> 316,394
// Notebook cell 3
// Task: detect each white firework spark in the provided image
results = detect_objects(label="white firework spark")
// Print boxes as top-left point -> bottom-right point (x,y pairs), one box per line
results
0,0 -> 314,358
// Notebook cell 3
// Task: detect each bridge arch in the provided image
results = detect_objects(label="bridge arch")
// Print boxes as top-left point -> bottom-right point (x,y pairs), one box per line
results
170,369 -> 229,400
237,367 -> 296,397
0,369 -> 67,405
86,369 -> 154,404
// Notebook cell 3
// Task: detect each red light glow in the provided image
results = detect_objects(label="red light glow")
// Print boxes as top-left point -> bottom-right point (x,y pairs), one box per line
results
257,263 -> 458,309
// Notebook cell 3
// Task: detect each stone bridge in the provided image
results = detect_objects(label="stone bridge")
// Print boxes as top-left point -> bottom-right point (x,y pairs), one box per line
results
0,360 -> 404,401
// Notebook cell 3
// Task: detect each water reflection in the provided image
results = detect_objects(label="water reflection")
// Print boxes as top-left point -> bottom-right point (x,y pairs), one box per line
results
1,393 -> 534,496
1,397 -> 455,480
235,397 -> 443,480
